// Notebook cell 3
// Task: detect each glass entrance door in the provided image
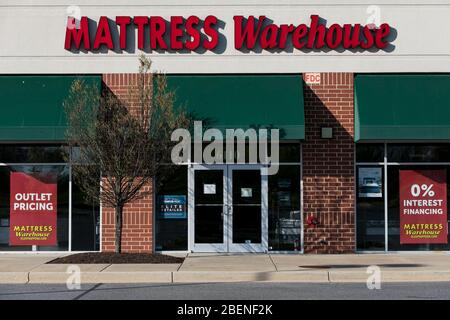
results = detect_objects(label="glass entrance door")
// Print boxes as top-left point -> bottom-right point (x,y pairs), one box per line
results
188,165 -> 267,252
227,166 -> 268,252
190,166 -> 227,252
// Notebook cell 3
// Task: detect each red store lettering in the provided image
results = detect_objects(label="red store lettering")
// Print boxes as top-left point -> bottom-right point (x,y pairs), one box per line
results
233,15 -> 391,50
65,14 -> 392,51
65,15 -> 220,51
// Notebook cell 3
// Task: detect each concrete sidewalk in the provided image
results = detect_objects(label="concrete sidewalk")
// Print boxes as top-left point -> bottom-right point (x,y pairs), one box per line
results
1,252 -> 450,284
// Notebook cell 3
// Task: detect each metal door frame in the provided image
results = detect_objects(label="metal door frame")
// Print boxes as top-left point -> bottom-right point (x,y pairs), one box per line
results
188,164 -> 268,252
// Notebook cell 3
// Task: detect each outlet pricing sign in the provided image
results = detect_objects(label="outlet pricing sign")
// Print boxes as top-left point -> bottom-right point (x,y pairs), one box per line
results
9,172 -> 57,246
399,170 -> 448,244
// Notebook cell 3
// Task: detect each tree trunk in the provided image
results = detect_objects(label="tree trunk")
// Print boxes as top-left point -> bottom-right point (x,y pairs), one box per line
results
115,205 -> 124,253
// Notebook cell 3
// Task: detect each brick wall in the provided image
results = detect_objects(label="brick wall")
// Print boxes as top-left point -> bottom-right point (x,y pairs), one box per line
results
99,72 -> 355,254
302,73 -> 355,254
101,74 -> 153,253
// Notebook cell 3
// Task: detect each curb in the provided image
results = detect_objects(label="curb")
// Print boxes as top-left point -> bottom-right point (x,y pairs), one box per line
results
28,271 -> 173,284
172,271 -> 329,283
2,270 -> 450,284
329,270 -> 450,283
0,272 -> 29,284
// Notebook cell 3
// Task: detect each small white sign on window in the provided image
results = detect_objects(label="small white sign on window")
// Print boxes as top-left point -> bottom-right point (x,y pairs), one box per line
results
203,184 -> 216,195
241,188 -> 252,198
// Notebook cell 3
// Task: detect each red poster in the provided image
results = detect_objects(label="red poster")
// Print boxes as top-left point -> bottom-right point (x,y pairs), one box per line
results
400,170 -> 447,244
9,172 -> 57,246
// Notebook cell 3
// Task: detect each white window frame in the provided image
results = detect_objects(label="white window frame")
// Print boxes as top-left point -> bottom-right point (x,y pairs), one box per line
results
355,142 -> 450,252
0,161 -> 101,254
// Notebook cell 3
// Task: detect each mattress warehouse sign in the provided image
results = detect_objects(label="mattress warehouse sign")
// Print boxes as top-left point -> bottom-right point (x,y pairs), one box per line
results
64,15 -> 393,52
400,170 -> 448,244
9,172 -> 58,246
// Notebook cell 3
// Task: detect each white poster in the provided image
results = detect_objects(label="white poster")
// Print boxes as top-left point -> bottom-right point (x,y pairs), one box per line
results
203,184 -> 216,195
358,167 -> 382,198
241,188 -> 253,198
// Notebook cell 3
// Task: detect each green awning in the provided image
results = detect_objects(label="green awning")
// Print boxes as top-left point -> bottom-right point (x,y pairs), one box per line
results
355,75 -> 450,141
0,75 -> 101,141
167,75 -> 305,140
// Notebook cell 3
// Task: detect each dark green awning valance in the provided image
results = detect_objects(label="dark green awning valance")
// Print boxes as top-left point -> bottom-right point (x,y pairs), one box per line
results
167,75 -> 305,140
0,75 -> 101,141
355,75 -> 450,142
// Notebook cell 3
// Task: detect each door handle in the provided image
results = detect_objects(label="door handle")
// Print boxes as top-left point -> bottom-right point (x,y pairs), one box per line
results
222,207 -> 227,219
222,205 -> 230,218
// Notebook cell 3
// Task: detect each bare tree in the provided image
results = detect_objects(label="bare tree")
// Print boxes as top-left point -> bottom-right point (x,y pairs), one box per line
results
64,55 -> 189,253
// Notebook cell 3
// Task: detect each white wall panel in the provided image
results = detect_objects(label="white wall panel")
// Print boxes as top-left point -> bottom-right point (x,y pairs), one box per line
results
0,1 -> 449,73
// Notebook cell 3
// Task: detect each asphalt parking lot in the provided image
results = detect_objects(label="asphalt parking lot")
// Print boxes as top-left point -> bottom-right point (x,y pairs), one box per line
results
1,282 -> 450,300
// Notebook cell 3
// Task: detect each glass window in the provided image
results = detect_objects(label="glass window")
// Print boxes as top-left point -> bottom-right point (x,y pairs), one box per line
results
155,166 -> 188,251
0,145 -> 66,163
0,145 -> 101,252
232,169 -> 261,244
194,170 -> 223,244
0,166 -> 32,251
356,165 -> 385,251
387,144 -> 450,163
357,144 -> 450,252
0,165 -> 69,251
356,144 -> 384,162
71,176 -> 100,251
189,142 -> 301,164
268,165 -> 301,251
279,143 -> 301,163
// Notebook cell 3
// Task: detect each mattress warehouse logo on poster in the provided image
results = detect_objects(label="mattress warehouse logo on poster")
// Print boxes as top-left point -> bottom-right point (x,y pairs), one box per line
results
9,172 -> 58,246
400,170 -> 448,244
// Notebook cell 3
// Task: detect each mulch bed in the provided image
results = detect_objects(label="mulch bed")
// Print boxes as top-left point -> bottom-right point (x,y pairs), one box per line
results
47,252 -> 184,264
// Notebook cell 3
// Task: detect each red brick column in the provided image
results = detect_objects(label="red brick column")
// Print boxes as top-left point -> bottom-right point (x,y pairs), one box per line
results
302,73 -> 355,254
100,74 -> 153,253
